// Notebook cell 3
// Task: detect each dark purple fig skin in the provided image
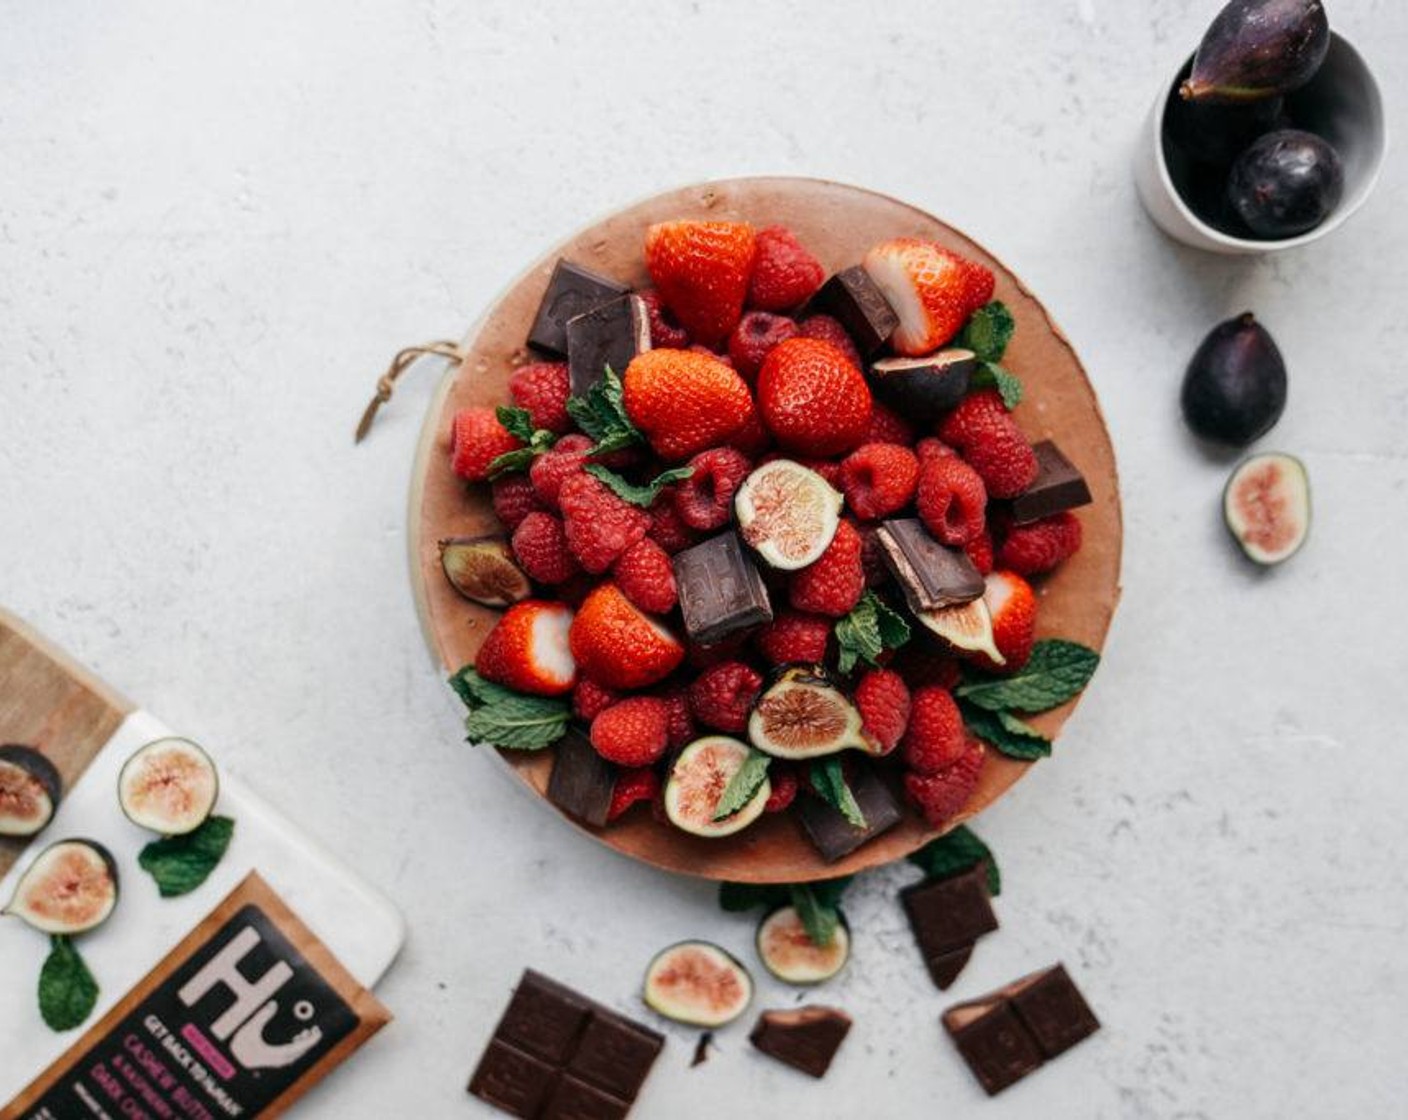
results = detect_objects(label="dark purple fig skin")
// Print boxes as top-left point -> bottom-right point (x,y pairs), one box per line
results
1181,0 -> 1329,104
1182,312 -> 1287,446
1227,129 -> 1344,237
1164,94 -> 1284,165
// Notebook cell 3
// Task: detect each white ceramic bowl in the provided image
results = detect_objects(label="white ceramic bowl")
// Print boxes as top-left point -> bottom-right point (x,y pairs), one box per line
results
1134,32 -> 1386,254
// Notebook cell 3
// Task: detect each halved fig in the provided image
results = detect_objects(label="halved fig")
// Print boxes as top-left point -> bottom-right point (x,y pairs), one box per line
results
748,666 -> 865,760
1223,452 -> 1309,565
756,906 -> 851,985
664,737 -> 770,838
735,459 -> 842,570
914,597 -> 1004,664
439,535 -> 531,607
0,745 -> 63,838
5,839 -> 119,934
119,738 -> 219,836
868,349 -> 976,421
643,940 -> 753,1027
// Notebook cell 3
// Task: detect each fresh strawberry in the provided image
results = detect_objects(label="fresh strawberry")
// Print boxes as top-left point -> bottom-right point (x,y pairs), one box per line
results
449,407 -> 522,483
975,570 -> 1038,672
754,610 -> 832,666
569,582 -> 684,690
904,739 -> 984,828
572,677 -> 621,722
747,226 -> 825,311
529,433 -> 594,511
840,442 -> 920,521
508,362 -> 572,434
639,288 -> 691,349
644,220 -> 756,346
763,764 -> 799,813
688,661 -> 764,733
855,669 -> 911,755
937,390 -> 1038,499
861,238 -> 974,357
916,453 -> 987,546
756,338 -> 872,458
474,599 -> 576,696
591,697 -> 669,766
608,767 -> 661,821
673,446 -> 752,531
622,349 -> 756,461
864,400 -> 917,447
612,537 -> 678,614
511,511 -> 580,585
797,314 -> 862,369
558,472 -> 651,574
728,311 -> 799,381
997,512 -> 1082,576
962,259 -> 996,311
789,520 -> 865,617
901,686 -> 967,774
491,473 -> 546,531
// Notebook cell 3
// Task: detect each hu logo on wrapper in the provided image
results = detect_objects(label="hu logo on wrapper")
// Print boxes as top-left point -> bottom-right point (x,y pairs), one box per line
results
2,873 -> 391,1120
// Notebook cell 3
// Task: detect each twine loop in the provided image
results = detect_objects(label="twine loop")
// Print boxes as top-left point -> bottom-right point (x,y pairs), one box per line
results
354,340 -> 466,443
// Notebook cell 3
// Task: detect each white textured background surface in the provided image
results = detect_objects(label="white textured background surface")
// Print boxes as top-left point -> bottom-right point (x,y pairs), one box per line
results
2,2 -> 1406,1117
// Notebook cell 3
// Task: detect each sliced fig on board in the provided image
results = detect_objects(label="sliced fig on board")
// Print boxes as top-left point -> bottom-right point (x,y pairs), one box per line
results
439,535 -> 532,607
735,460 -> 842,570
664,737 -> 771,838
914,597 -> 1004,665
118,738 -> 219,836
5,839 -> 119,934
748,666 -> 866,760
0,745 -> 63,838
1223,452 -> 1309,564
756,906 -> 851,985
644,941 -> 753,1027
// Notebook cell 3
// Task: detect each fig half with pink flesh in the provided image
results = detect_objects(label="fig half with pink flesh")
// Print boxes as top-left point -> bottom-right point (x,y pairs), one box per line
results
664,736 -> 770,838
643,940 -> 754,1027
0,745 -> 63,838
1223,452 -> 1309,564
439,535 -> 531,607
118,738 -> 219,836
756,906 -> 851,984
5,838 -> 119,934
747,666 -> 866,761
735,460 -> 842,570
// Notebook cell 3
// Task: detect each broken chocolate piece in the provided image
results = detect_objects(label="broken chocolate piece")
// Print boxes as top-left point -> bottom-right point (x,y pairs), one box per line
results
810,266 -> 900,357
567,294 -> 651,395
546,726 -> 616,829
877,518 -> 985,613
528,259 -> 631,358
902,863 -> 998,990
943,964 -> 1100,1096
750,1006 -> 852,1079
469,970 -> 665,1118
796,765 -> 902,862
673,532 -> 773,645
1010,441 -> 1092,525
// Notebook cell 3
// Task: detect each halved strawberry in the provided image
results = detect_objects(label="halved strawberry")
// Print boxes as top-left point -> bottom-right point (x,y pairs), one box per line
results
474,599 -> 577,696
862,238 -> 975,357
644,221 -> 756,347
973,570 -> 1037,673
568,582 -> 685,690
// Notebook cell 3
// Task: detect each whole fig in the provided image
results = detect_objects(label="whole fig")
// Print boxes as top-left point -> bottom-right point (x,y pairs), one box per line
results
1227,129 -> 1344,238
1182,312 -> 1287,446
1181,0 -> 1329,104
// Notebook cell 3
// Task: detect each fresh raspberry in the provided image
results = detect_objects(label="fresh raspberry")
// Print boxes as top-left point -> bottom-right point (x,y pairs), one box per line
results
865,401 -> 917,447
976,571 -> 1038,673
789,520 -> 865,617
511,512 -> 580,585
509,362 -> 572,434
590,697 -> 669,766
840,443 -> 920,521
647,493 -> 700,555
904,739 -> 984,829
965,528 -> 995,576
623,349 -> 756,461
855,669 -> 911,755
569,583 -> 683,689
757,338 -> 872,458
797,314 -> 862,369
747,226 -> 825,311
892,644 -> 962,690
529,433 -> 594,511
572,677 -> 622,722
688,661 -> 764,733
763,765 -> 799,813
997,512 -> 1083,576
916,437 -> 958,466
858,525 -> 889,588
658,686 -> 698,749
639,289 -> 690,349
491,473 -> 545,531
937,390 -> 1039,499
608,767 -> 661,822
726,410 -> 774,457
449,407 -> 522,483
645,220 -> 756,347
686,632 -> 752,670
475,600 -> 576,697
728,311 -> 800,381
902,687 -> 967,774
673,447 -> 752,531
754,610 -> 833,666
916,454 -> 987,546
558,472 -> 651,574
612,537 -> 678,614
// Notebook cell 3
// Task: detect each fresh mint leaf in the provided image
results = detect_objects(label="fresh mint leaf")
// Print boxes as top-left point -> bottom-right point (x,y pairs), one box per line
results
907,825 -> 1001,896
584,464 -> 694,509
712,749 -> 771,821
834,591 -> 911,674
38,935 -> 99,1031
566,367 -> 642,455
789,884 -> 842,948
453,667 -> 570,749
961,701 -> 1051,760
138,816 -> 236,898
718,881 -> 789,912
449,666 -> 517,709
957,301 -> 1015,363
495,406 -> 538,444
809,758 -> 866,829
809,875 -> 854,909
487,412 -> 557,479
957,639 -> 1100,714
969,361 -> 1024,409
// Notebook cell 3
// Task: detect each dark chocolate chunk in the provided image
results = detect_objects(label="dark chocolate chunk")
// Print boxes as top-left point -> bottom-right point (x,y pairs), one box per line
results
749,1006 -> 853,1079
566,294 -> 651,396
810,266 -> 899,356
942,964 -> 1100,1096
877,518 -> 985,613
673,532 -> 772,645
1009,440 -> 1092,525
925,944 -> 974,992
547,727 -> 616,829
470,970 -> 665,1118
902,862 -> 998,963
796,766 -> 902,863
528,259 -> 630,358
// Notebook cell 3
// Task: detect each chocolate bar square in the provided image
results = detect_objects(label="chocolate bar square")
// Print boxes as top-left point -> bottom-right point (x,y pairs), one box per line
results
1009,440 -> 1092,524
673,533 -> 772,646
542,1075 -> 631,1120
1009,964 -> 1100,1059
567,1012 -> 664,1100
547,727 -> 616,829
947,1002 -> 1045,1096
796,766 -> 902,863
877,519 -> 984,613
528,259 -> 630,358
902,863 -> 999,960
566,294 -> 650,395
749,1007 -> 852,1079
498,971 -> 593,1063
810,266 -> 899,356
469,1040 -> 560,1118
